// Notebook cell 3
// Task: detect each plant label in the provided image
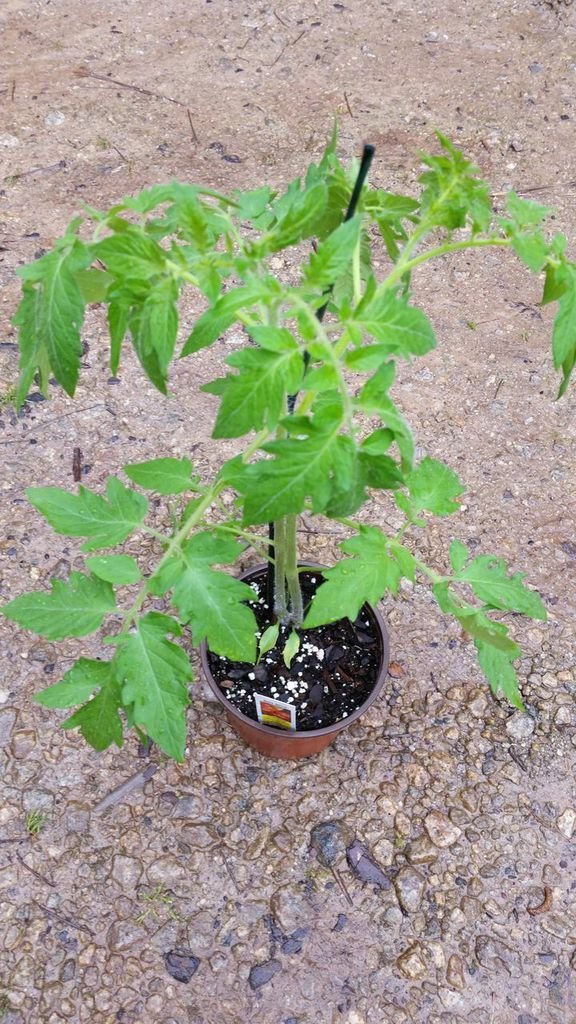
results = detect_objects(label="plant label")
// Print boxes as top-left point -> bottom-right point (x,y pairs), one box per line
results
254,692 -> 296,730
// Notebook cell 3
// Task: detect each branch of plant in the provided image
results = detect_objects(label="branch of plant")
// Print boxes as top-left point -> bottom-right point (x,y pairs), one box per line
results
381,234 -> 512,292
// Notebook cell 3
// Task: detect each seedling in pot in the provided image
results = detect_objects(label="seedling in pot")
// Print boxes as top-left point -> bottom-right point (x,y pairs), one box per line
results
3,131 -> 574,760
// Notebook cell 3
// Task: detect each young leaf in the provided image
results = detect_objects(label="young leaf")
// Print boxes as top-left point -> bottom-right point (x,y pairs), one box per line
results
406,457 -> 465,516
474,639 -> 523,710
357,391 -> 414,472
506,191 -> 551,228
204,344 -> 303,438
449,540 -> 468,573
419,134 -> 492,233
258,622 -> 280,658
162,533 -> 258,661
130,277 -> 179,377
181,284 -> 273,356
108,299 -> 129,375
455,554 -> 547,619
551,266 -> 576,396
13,282 -> 47,406
353,290 -> 436,358
3,573 -> 115,640
124,457 -> 198,495
265,182 -> 328,251
34,657 -> 112,708
303,526 -> 403,628
27,478 -> 148,550
112,612 -> 192,761
85,555 -> 142,585
302,216 -> 362,289
283,630 -> 300,668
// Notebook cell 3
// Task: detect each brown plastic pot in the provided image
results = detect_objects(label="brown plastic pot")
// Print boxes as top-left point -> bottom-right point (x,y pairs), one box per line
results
200,563 -> 390,760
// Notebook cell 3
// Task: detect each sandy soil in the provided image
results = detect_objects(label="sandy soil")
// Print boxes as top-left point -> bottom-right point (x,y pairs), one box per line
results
1,1 -> 576,1022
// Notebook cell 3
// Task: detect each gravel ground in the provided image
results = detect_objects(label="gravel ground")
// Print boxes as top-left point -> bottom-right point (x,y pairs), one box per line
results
1,1 -> 576,1022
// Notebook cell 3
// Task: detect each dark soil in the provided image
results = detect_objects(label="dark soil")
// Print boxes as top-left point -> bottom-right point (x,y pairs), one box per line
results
207,569 -> 383,731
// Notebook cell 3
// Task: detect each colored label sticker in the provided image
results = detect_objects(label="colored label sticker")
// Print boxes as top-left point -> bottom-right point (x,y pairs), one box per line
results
254,692 -> 296,730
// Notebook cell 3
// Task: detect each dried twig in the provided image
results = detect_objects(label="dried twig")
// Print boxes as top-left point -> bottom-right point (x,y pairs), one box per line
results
11,80 -> 16,101
92,763 -> 158,814
187,109 -> 199,144
34,901 -> 95,936
74,67 -> 189,109
16,850 -> 56,888
0,404 -> 108,446
344,92 -> 354,118
527,885 -> 553,916
263,29 -> 307,68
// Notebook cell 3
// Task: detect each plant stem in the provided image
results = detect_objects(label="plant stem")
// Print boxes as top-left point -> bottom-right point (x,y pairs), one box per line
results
273,516 -> 288,620
284,513 -> 304,627
381,236 -> 512,293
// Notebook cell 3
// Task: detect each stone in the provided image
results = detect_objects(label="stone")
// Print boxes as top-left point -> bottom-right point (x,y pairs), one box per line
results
394,867 -> 425,915
405,836 -> 438,865
396,943 -> 428,979
107,921 -> 146,951
424,811 -> 462,849
248,959 -> 282,990
164,949 -> 201,983
111,855 -> 142,889
270,885 -> 318,933
506,712 -> 535,741
310,821 -> 346,868
475,934 -> 521,976
446,953 -> 466,990
557,808 -> 576,838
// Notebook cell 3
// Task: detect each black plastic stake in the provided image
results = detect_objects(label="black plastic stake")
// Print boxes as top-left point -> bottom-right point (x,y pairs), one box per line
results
266,144 -> 376,613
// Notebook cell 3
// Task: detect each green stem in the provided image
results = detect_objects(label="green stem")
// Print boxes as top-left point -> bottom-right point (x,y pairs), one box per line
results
284,513 -> 303,627
352,236 -> 362,307
273,517 -> 288,619
381,236 -> 512,293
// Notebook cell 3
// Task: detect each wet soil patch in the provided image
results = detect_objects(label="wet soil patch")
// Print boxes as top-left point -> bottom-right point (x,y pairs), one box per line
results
206,569 -> 382,731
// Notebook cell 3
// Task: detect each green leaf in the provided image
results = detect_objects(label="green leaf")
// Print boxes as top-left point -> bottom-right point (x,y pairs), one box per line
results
552,267 -> 576,395
205,343 -> 303,439
172,183 -> 212,250
455,554 -> 547,619
27,478 -> 148,551
16,238 -> 92,397
108,299 -> 129,375
239,412 -> 357,524
74,268 -> 113,303
406,457 -> 465,516
13,282 -> 46,407
283,630 -> 300,668
85,555 -> 142,585
506,191 -> 551,228
61,675 -> 124,750
155,532 -> 257,661
303,526 -> 402,628
181,284 -> 270,356
449,540 -> 468,573
234,186 -> 273,223
94,229 -> 166,280
112,612 -> 191,760
3,572 -> 115,640
357,390 -> 414,472
259,622 -> 279,657
265,181 -> 328,251
34,657 -> 112,708
247,325 -> 299,353
124,457 -> 198,495
353,290 -> 436,358
511,231 -> 548,272
419,134 -> 492,233
303,216 -> 362,289
475,640 -> 523,709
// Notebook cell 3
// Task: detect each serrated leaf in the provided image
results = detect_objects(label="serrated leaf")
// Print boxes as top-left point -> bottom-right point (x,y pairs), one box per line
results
506,191 -> 551,228
283,630 -> 300,668
303,216 -> 362,289
13,282 -> 47,407
475,640 -> 523,709
303,526 -> 403,627
449,540 -> 468,573
172,183 -> 212,250
419,134 -> 492,233
112,612 -> 191,760
455,554 -> 547,619
259,622 -> 279,657
265,182 -> 328,251
406,457 -> 465,516
27,478 -> 148,550
511,231 -> 548,272
34,657 -> 112,708
108,299 -> 129,375
16,238 -> 92,397
74,268 -> 113,303
205,344 -> 303,438
353,290 -> 436,358
247,326 -> 299,353
61,671 -> 123,751
94,229 -> 166,280
552,267 -> 576,396
239,415 -> 357,524
124,457 -> 197,495
357,390 -> 414,472
164,535 -> 257,661
3,572 -> 115,640
181,284 -> 269,356
85,555 -> 142,585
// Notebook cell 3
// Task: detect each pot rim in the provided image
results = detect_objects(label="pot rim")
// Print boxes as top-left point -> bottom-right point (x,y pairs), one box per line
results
200,562 -> 390,741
